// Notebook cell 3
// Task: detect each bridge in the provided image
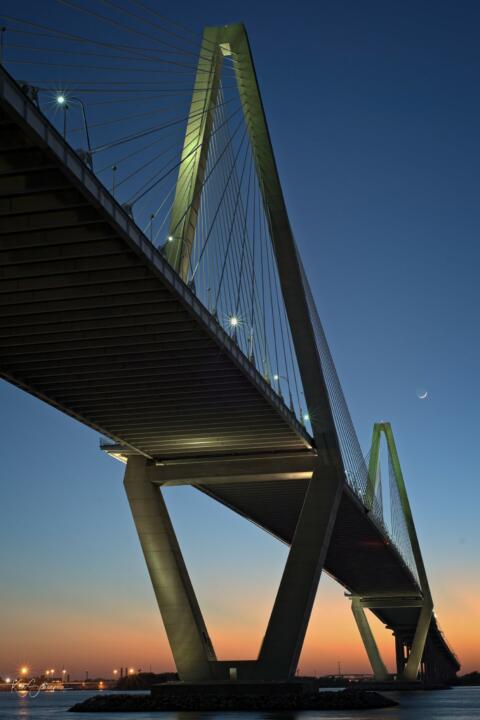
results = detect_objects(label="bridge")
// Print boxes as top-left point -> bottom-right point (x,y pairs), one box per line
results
0,14 -> 459,686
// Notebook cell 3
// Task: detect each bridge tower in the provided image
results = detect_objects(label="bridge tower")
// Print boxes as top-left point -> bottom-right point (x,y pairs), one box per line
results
123,22 -> 346,683
348,422 -> 434,681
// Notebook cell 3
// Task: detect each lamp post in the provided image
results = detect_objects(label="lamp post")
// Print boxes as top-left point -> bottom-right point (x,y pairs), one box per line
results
56,94 -> 67,138
56,94 -> 93,169
272,372 -> 286,400
298,390 -> 310,425
272,373 -> 296,411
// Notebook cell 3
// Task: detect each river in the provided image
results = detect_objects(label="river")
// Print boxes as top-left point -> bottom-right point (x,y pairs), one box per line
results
0,687 -> 478,719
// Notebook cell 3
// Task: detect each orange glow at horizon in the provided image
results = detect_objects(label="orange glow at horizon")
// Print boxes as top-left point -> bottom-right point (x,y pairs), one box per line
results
1,574 -> 478,678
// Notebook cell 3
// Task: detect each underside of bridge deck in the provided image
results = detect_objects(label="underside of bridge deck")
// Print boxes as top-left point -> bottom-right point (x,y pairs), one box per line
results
0,77 -> 311,461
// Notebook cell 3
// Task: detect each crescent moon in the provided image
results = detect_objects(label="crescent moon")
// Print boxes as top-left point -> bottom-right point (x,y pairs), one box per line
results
418,391 -> 428,400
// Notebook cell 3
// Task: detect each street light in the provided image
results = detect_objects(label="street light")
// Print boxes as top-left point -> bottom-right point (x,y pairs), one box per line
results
272,373 -> 296,410
273,372 -> 288,387
56,93 -> 93,168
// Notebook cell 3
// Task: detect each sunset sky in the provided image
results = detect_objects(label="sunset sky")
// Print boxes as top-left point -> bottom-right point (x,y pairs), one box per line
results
1,0 -> 479,679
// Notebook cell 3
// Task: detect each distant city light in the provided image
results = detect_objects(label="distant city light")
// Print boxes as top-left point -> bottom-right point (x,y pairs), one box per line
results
113,669 -> 118,675
20,667 -> 29,676
5,678 -> 11,684
56,94 -> 66,105
229,315 -> 239,327
128,668 -> 135,675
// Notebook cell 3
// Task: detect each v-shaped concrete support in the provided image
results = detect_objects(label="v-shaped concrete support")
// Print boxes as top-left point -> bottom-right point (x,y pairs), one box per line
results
124,452 -> 342,683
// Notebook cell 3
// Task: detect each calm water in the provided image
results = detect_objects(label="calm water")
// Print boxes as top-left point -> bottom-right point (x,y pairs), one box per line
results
0,687 -> 478,720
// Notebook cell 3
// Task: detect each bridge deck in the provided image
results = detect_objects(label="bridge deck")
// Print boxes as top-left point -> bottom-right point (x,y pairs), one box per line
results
0,69 -> 310,460
0,68 -> 458,673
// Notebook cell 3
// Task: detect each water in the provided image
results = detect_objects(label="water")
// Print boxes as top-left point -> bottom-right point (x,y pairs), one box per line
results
0,687 -> 478,720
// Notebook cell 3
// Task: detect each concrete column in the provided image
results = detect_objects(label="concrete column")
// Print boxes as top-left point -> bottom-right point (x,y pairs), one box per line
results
124,456 -> 216,682
401,602 -> 432,681
395,632 -> 405,677
350,598 -> 389,681
258,463 -> 343,680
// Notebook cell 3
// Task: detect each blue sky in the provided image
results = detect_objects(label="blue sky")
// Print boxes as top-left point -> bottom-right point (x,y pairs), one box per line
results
0,0 -> 479,676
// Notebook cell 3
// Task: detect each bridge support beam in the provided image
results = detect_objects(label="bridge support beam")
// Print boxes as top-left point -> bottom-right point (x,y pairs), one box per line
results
123,456 -> 216,682
257,463 -> 343,680
401,601 -> 433,682
350,597 -> 389,681
395,632 -> 406,677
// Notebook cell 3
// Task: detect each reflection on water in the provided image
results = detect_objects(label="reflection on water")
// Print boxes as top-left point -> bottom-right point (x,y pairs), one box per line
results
0,687 -> 478,719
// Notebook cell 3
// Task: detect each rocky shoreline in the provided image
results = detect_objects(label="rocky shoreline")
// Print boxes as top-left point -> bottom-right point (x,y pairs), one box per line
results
69,688 -> 398,712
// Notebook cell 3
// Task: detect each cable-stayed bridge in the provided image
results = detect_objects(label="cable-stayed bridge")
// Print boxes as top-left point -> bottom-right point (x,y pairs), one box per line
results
0,5 -> 459,685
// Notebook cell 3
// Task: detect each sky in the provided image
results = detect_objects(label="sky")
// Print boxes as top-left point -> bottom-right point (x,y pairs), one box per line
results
1,0 -> 479,679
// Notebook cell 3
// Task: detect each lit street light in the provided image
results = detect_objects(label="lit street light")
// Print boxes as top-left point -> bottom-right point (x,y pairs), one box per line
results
56,93 -> 93,168
272,373 -> 295,410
